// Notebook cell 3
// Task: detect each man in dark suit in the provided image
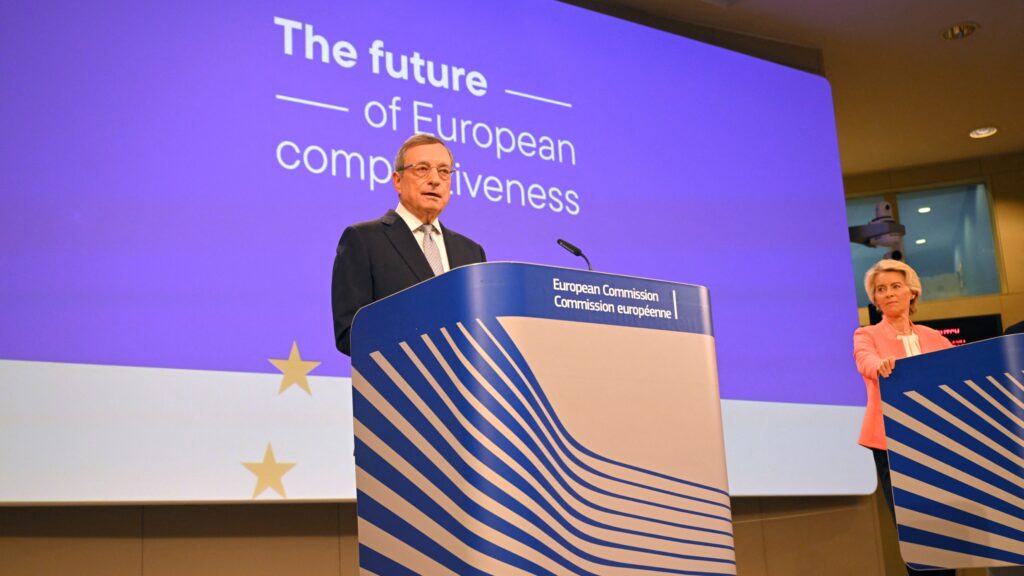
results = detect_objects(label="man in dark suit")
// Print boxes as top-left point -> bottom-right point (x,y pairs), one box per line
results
331,134 -> 486,355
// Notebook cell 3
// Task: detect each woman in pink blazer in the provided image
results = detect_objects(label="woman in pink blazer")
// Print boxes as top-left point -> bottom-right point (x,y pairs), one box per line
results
853,259 -> 952,576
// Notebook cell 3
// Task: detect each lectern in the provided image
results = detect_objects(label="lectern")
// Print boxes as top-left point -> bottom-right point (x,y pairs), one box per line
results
351,262 -> 735,575
882,334 -> 1024,571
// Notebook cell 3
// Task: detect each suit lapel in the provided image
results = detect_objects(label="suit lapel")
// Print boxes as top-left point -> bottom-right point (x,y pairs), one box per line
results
381,210 -> 434,282
441,226 -> 467,268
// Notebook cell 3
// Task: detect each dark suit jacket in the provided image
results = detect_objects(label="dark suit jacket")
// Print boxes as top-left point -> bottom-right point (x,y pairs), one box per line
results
331,209 -> 486,355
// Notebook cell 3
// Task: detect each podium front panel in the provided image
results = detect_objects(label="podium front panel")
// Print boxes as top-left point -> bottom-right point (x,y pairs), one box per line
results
882,334 -> 1024,570
351,262 -> 735,575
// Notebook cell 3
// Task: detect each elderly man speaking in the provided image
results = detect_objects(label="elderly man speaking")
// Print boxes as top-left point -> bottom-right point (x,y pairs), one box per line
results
331,134 -> 487,356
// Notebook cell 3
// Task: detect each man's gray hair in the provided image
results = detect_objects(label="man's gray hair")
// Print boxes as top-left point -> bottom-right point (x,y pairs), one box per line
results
393,134 -> 454,173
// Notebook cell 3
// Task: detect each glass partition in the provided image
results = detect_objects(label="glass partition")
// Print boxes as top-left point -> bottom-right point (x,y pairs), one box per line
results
897,184 -> 999,300
846,183 -> 999,308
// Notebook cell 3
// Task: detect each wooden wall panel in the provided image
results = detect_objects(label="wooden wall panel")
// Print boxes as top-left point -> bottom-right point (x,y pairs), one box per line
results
1,494 -> 993,575
141,504 -> 341,576
0,506 -> 142,576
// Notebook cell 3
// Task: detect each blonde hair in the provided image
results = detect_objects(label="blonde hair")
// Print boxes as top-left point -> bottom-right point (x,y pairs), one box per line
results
863,259 -> 923,315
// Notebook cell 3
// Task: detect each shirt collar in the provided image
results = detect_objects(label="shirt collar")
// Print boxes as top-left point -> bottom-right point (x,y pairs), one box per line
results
395,202 -> 443,234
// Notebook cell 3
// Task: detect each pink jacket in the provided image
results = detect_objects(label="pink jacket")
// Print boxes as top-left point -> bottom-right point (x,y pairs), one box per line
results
853,321 -> 953,449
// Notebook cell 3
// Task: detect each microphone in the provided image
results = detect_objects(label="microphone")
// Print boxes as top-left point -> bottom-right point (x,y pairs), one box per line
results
557,238 -> 592,271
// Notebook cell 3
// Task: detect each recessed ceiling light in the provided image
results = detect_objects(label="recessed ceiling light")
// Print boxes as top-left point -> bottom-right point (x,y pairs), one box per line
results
917,206 -> 932,214
970,126 -> 998,139
943,22 -> 979,40
915,239 -> 927,245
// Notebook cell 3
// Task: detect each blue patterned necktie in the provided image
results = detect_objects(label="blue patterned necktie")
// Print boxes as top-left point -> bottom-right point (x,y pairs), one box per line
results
419,224 -> 444,276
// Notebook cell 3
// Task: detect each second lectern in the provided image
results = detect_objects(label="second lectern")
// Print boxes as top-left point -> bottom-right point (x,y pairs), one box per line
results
882,333 -> 1024,571
351,262 -> 735,575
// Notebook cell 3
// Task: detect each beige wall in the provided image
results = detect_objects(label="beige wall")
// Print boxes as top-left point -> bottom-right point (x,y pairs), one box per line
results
846,151 -> 1024,329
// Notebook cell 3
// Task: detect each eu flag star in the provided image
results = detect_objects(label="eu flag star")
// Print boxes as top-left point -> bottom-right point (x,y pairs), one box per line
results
269,341 -> 320,395
242,443 -> 296,498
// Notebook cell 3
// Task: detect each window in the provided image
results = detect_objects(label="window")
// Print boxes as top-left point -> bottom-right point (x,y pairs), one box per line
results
846,183 -> 999,307
897,184 -> 1000,300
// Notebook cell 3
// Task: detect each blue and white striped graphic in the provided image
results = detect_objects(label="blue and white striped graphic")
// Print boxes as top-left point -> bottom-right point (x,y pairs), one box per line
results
351,263 -> 734,575
881,334 -> 1024,571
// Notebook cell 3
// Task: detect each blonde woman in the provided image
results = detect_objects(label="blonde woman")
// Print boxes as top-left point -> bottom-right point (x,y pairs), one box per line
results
853,259 -> 952,576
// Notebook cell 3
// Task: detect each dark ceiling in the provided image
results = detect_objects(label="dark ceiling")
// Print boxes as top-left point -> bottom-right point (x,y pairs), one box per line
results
583,0 -> 1024,175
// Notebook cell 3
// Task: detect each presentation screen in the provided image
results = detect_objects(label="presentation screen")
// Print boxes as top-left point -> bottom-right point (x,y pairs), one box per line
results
0,0 -> 871,502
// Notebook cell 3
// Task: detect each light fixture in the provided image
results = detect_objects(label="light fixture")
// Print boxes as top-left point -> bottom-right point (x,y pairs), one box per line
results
917,206 -> 932,214
915,239 -> 927,245
970,126 -> 998,139
943,22 -> 979,40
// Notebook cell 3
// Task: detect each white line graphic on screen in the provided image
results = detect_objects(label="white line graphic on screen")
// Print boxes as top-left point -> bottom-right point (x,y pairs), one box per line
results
504,89 -> 573,108
275,94 -> 350,113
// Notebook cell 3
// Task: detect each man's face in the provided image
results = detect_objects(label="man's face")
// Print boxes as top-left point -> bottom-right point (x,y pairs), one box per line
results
393,143 -> 452,224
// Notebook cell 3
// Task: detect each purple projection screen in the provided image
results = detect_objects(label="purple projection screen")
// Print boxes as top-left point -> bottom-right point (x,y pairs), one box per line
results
1,0 -> 860,404
1,1 -> 872,500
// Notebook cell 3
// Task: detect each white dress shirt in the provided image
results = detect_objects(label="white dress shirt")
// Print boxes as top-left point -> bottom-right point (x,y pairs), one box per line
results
395,203 -> 450,273
896,333 -> 922,357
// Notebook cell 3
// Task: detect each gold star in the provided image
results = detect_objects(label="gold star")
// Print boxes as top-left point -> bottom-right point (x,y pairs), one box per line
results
269,341 -> 320,395
242,443 -> 295,498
